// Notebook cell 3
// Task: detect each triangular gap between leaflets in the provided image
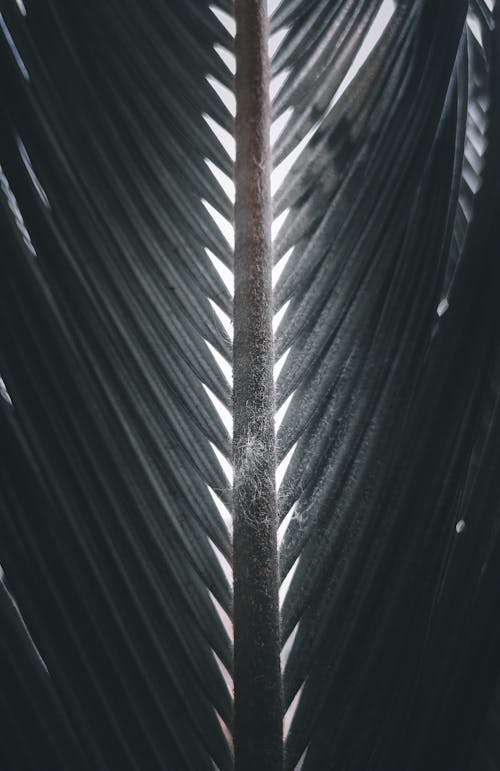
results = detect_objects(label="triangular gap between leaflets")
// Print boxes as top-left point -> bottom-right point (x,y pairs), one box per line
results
279,555 -> 300,608
210,441 -> 233,486
213,707 -> 234,761
208,589 -> 233,641
202,200 -> 234,248
278,502 -> 297,548
281,620 -> 300,671
204,158 -> 235,201
205,340 -> 232,387
210,6 -> 236,37
207,486 -> 233,533
283,682 -> 305,741
203,115 -> 235,161
208,538 -> 233,588
214,45 -> 236,76
206,76 -> 236,118
213,648 -> 234,696
203,383 -> 232,436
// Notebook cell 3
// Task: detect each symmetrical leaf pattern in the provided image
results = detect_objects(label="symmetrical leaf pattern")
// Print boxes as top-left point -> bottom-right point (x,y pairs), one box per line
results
1,1 -> 500,769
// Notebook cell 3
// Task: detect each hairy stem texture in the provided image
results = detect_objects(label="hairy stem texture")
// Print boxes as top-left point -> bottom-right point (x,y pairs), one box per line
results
232,1 -> 283,769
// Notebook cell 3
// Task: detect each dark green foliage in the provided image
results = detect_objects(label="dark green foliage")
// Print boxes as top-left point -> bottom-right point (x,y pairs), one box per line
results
0,2 -> 233,768
274,1 -> 500,768
1,1 -> 500,770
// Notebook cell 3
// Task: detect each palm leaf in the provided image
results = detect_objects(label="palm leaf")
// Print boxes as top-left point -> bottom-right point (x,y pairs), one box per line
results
1,1 -> 500,770
1,2 -> 233,768
273,0 -> 500,768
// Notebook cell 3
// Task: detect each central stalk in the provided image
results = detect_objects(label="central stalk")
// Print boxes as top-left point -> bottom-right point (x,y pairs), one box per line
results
232,1 -> 283,769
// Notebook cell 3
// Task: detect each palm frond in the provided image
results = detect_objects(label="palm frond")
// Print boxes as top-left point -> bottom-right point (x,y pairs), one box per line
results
0,2 -> 233,768
2,1 -> 500,769
272,1 -> 500,768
